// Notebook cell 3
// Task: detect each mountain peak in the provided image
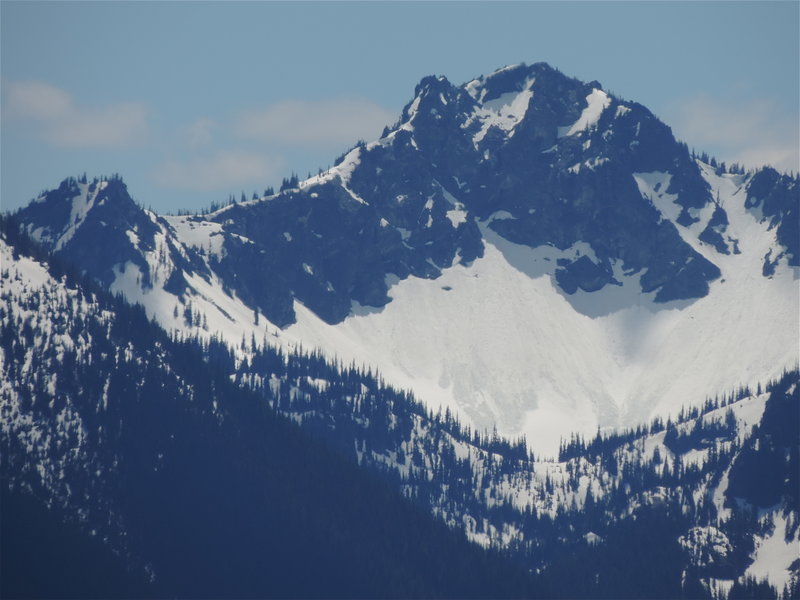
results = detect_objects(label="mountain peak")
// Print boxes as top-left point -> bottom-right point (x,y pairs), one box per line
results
11,64 -> 799,457
16,173 -> 166,288
464,61 -> 589,104
415,73 -> 452,92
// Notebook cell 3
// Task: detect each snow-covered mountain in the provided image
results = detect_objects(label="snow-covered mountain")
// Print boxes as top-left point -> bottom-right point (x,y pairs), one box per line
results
2,220 -> 798,597
13,62 -> 799,456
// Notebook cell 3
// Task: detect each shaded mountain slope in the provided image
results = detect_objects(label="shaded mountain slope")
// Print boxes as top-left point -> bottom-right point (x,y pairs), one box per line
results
2,218 -> 797,597
0,222 -> 538,599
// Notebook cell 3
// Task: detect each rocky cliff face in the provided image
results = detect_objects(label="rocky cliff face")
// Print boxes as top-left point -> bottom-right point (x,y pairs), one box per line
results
17,63 -> 740,326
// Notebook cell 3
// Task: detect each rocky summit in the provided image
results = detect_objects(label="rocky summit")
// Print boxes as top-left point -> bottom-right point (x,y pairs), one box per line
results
13,62 -> 799,455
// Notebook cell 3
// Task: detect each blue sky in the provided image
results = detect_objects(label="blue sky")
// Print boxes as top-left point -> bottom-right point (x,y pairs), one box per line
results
2,1 -> 798,214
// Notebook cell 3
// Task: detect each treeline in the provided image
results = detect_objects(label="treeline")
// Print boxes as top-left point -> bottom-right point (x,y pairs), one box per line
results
559,381 -> 772,462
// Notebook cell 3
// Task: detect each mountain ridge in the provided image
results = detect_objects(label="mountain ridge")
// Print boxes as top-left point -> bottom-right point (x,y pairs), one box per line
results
12,62 -> 799,455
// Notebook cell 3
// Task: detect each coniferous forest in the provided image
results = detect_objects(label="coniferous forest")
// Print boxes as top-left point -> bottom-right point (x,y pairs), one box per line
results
0,218 -> 537,599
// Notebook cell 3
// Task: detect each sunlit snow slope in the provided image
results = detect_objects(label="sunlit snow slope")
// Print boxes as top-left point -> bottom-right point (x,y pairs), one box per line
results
276,166 -> 798,456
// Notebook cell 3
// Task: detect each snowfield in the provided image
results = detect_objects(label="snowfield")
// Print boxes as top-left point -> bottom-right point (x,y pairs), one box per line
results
274,165 -> 799,457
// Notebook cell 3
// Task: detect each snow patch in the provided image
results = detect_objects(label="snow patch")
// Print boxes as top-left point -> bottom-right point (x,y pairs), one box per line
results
465,78 -> 535,145
446,208 -> 467,227
53,182 -> 100,251
746,512 -> 799,591
558,89 -> 611,138
164,216 -> 225,258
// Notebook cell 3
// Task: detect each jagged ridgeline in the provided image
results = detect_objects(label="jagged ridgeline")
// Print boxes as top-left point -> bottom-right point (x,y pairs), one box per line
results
11,63 -> 799,459
4,62 -> 800,598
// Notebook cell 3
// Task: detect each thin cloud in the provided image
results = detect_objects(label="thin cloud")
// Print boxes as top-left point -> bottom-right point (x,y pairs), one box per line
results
5,81 -> 72,119
235,98 -> 395,147
184,117 -> 217,148
152,150 -> 286,191
665,94 -> 799,173
5,80 -> 148,149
